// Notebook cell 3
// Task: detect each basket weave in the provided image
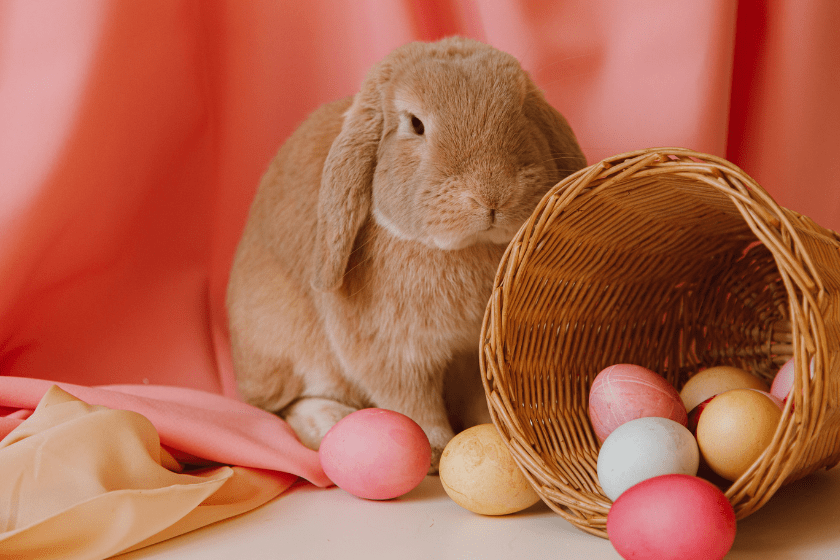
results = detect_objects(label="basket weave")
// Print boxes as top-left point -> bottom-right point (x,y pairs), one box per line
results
479,147 -> 840,538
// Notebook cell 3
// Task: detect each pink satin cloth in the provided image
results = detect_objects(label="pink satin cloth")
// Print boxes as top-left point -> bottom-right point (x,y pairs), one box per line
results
2,0 -> 839,557
0,377 -> 329,486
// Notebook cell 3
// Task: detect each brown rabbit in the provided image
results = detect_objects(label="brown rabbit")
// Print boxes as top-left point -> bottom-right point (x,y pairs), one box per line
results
226,37 -> 586,470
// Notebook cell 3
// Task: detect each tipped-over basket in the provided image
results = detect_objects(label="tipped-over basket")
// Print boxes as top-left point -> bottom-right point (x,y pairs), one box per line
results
479,147 -> 840,538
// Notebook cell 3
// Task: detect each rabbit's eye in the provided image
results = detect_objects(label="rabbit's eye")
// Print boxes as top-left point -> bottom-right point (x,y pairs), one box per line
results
410,115 -> 425,136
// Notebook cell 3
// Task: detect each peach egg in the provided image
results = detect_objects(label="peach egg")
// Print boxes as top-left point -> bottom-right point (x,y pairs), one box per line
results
689,389 -> 782,435
680,365 -> 769,412
696,389 -> 782,481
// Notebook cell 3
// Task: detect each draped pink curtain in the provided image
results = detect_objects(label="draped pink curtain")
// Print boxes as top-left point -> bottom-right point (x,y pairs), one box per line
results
2,0 -> 839,396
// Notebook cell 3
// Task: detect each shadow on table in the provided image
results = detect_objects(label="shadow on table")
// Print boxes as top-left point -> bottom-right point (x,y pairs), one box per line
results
728,467 -> 840,557
397,475 -> 551,515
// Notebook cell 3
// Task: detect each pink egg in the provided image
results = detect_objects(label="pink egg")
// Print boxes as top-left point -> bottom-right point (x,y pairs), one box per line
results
748,388 -> 785,409
319,408 -> 431,500
771,357 -> 816,411
770,358 -> 795,401
607,474 -> 737,560
589,364 -> 687,442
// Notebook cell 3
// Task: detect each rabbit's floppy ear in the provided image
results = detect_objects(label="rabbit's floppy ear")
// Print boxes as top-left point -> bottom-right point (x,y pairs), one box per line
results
311,81 -> 383,292
523,85 -> 587,177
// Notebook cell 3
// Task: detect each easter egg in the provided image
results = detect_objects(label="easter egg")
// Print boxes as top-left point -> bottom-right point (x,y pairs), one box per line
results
588,364 -> 687,442
688,390 -> 782,436
770,358 -> 795,402
597,417 -> 699,502
680,365 -> 769,411
607,474 -> 737,560
749,389 -> 785,409
319,408 -> 431,500
685,396 -> 714,435
696,389 -> 782,481
439,424 -> 540,515
771,357 -> 814,403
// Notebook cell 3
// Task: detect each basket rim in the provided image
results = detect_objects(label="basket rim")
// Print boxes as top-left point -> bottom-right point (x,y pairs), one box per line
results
479,146 -> 839,537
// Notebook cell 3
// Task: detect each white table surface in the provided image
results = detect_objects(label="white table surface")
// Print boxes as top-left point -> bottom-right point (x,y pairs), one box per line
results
117,467 -> 840,560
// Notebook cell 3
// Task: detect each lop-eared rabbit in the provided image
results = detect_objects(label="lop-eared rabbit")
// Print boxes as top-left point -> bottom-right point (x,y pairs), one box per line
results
227,37 -> 586,470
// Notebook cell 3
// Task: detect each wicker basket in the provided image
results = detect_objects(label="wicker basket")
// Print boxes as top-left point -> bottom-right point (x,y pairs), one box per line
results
479,147 -> 840,538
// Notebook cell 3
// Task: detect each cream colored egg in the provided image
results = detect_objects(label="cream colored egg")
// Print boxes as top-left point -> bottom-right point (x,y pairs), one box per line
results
439,424 -> 540,515
680,365 -> 769,411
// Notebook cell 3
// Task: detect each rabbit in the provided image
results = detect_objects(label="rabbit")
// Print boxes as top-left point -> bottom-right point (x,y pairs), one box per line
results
226,36 -> 587,471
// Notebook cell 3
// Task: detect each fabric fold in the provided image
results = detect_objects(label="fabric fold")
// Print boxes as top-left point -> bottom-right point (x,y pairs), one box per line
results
0,386 -> 298,559
0,377 -> 330,487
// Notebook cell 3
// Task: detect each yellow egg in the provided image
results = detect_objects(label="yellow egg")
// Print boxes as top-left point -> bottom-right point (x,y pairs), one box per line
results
680,366 -> 769,411
696,389 -> 782,481
439,424 -> 540,515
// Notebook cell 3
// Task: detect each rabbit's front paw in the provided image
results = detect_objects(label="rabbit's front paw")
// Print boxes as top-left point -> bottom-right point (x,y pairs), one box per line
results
282,397 -> 357,450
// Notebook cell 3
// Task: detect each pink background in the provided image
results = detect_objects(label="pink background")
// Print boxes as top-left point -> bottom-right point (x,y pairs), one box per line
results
2,0 -> 839,397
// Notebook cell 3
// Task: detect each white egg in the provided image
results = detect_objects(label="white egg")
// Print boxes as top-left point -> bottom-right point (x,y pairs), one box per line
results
597,416 -> 699,502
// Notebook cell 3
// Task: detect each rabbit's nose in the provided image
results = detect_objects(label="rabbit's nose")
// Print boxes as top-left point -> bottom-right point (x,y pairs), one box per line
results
469,190 -> 510,212
468,195 -> 504,226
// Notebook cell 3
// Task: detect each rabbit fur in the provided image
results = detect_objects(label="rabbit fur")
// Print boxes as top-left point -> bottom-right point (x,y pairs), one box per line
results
226,36 -> 586,470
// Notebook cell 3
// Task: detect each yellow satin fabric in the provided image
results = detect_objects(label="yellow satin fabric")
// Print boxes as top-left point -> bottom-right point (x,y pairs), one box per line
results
0,386 -> 293,559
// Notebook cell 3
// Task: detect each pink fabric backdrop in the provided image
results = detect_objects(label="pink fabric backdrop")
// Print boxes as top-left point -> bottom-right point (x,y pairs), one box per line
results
1,0 -> 839,457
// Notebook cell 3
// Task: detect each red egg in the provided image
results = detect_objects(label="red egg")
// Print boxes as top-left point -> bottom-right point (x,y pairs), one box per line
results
686,396 -> 715,436
607,474 -> 737,560
319,408 -> 431,500
589,364 -> 687,442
